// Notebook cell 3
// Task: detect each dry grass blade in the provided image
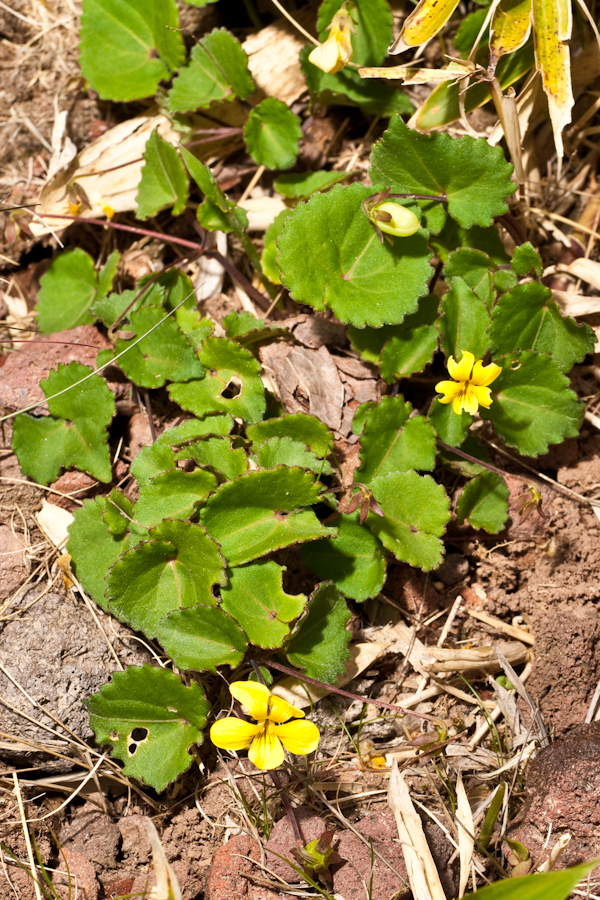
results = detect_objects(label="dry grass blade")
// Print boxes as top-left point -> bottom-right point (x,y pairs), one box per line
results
145,818 -> 183,900
388,760 -> 446,900
455,771 -> 474,897
11,772 -> 41,900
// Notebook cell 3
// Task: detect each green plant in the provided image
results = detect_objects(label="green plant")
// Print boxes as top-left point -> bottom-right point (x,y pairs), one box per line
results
8,0 -> 594,793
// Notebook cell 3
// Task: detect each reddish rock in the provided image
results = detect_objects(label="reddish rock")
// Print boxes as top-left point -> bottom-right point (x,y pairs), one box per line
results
53,848 -> 99,900
506,723 -> 600,873
264,808 -> 329,880
0,525 -> 28,602
206,833 -> 261,900
48,471 -> 100,509
333,810 -> 409,900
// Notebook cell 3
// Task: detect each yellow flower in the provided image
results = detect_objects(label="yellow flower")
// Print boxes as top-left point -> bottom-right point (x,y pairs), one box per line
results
435,350 -> 501,416
308,8 -> 354,75
210,681 -> 320,770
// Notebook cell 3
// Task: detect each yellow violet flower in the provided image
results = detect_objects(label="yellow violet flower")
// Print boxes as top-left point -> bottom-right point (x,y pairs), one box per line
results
210,681 -> 320,770
308,7 -> 354,75
435,350 -> 501,416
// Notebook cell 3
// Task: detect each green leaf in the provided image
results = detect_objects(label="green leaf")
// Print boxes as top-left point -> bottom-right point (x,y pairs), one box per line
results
300,512 -> 386,602
428,398 -> 472,447
103,490 -> 135,536
169,337 -> 265,423
133,469 -> 218,527
110,305 -> 205,388
37,249 -> 119,334
91,280 -> 164,328
357,396 -> 436,484
277,183 -> 433,327
440,278 -> 491,360
369,116 -> 517,228
135,129 -> 188,219
453,7 -> 489,54
79,0 -> 185,101
247,413 -> 333,457
464,860 -> 599,900
317,0 -> 392,65
168,27 -> 254,112
67,497 -> 146,608
201,467 -> 334,566
489,282 -> 594,371
131,415 -> 234,485
511,241 -> 543,276
380,325 -> 439,382
444,247 -> 496,308
106,519 -> 226,636
175,436 -> 248,480
262,209 -> 294,283
255,437 -> 333,476
86,665 -> 209,792
180,146 -> 228,209
430,217 -> 511,266
221,561 -> 306,648
483,351 -> 584,456
223,310 -> 264,339
12,362 -> 115,485
156,606 -> 247,672
197,198 -> 248,233
456,472 -> 509,533
286,582 -> 351,682
275,170 -> 354,199
244,98 -> 302,170
368,471 -> 450,571
348,323 -> 401,364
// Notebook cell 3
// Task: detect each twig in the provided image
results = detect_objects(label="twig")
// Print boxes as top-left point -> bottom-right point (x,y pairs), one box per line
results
12,772 -> 42,900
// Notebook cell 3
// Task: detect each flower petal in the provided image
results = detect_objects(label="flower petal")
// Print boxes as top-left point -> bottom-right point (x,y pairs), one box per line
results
448,350 -> 474,382
229,681 -> 270,720
269,695 -> 305,723
435,380 -> 462,404
471,384 -> 493,409
308,35 -> 341,74
248,724 -> 284,770
471,360 -> 501,387
210,716 -> 261,751
273,719 -> 320,756
461,385 -> 480,415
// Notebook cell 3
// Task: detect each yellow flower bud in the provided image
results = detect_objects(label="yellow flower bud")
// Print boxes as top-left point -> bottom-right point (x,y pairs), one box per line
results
367,201 -> 420,237
308,8 -> 355,75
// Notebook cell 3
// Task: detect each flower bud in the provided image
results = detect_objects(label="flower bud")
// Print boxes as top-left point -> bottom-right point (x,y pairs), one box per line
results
367,201 -> 420,237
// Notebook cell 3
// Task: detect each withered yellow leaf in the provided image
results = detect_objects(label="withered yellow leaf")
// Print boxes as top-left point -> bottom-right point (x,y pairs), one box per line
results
390,0 -> 461,54
490,0 -> 532,69
532,0 -> 573,157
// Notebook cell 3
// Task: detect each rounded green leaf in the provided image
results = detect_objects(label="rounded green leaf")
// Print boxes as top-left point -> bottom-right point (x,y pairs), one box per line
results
286,582 -> 351,682
37,249 -> 118,334
357,396 -> 436,484
368,471 -> 450,571
275,170 -> 354,199
482,351 -> 584,456
255,437 -> 333,476
106,519 -> 227,636
247,413 -> 333,458
369,116 -> 517,229
428,398 -> 472,447
439,278 -> 491,361
200,467 -> 333,566
168,27 -> 254,112
221,561 -> 307,648
86,665 -> 209,792
134,469 -> 218,527
300,513 -> 386,602
174,437 -> 248,480
156,605 -> 247,672
79,0 -> 185,101
456,472 -> 509,533
380,324 -> 439,382
244,98 -> 302,170
277,183 -> 433,327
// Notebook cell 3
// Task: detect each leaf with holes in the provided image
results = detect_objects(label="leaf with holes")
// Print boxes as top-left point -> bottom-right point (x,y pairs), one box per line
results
368,471 -> 450,571
490,282 -> 594,372
369,116 -> 516,228
255,437 -> 333,477
277,183 -> 433,327
37,249 -> 119,334
156,606 -> 247,672
106,519 -> 226,636
86,665 -> 209,792
221,560 -> 306,648
133,469 -> 218,527
201,467 -> 334,567
244,98 -> 302,170
108,305 -> 205,388
135,129 -> 188,219
247,413 -> 333,458
169,337 -> 265,423
456,472 -> 509,533
131,416 -> 234,485
439,278 -> 491,361
300,512 -> 386,602
357,396 -> 436,484
79,0 -> 185,101
482,351 -> 584,457
168,27 -> 254,112
174,436 -> 248,480
12,362 -> 115,485
286,582 -> 351,682
67,497 -> 147,609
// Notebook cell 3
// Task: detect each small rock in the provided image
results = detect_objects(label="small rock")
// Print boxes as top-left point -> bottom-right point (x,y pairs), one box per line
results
118,815 -> 152,866
60,797 -> 120,868
0,525 -> 28,602
333,810 -> 409,900
53,848 -> 99,900
48,471 -> 99,510
434,553 -> 469,586
206,833 -> 261,900
264,808 -> 328,880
